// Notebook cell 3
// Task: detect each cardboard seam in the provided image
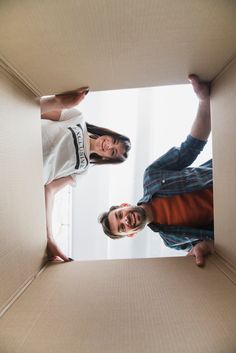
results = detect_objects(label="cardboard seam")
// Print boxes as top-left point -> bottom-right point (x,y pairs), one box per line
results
0,264 -> 48,318
0,54 -> 41,97
209,253 -> 236,286
211,53 -> 236,84
13,264 -> 58,353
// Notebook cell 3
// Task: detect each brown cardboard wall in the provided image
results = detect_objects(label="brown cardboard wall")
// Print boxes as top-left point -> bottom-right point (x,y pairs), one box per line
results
0,258 -> 235,353
0,68 -> 46,315
0,0 -> 236,94
211,59 -> 236,269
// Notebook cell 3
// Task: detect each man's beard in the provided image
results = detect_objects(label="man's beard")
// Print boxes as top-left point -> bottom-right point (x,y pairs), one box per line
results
131,206 -> 147,231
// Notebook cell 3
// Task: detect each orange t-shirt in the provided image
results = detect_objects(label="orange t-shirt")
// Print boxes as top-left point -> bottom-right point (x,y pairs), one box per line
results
149,188 -> 213,228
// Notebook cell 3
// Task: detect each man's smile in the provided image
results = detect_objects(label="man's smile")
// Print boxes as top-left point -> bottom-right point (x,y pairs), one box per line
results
128,212 -> 137,228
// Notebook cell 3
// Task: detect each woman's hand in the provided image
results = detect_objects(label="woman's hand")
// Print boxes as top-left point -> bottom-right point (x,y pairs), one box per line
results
41,87 -> 89,120
55,86 -> 89,109
47,236 -> 70,262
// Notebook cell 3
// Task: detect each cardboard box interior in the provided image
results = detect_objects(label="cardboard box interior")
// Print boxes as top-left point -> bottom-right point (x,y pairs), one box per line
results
0,55 -> 235,353
0,1 -> 236,352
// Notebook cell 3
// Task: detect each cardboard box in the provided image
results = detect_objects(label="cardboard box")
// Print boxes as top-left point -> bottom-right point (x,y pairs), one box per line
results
0,2 -> 235,352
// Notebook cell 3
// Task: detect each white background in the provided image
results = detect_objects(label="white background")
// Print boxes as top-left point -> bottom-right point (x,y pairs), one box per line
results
53,83 -> 212,260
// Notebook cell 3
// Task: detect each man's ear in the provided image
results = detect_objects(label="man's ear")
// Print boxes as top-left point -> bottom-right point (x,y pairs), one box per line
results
120,203 -> 131,207
127,233 -> 137,238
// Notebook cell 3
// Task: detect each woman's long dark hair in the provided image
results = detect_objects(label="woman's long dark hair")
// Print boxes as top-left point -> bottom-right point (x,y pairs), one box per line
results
86,123 -> 131,165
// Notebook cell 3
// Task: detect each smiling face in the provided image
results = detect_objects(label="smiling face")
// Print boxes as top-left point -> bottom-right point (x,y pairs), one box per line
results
94,135 -> 126,159
108,205 -> 147,237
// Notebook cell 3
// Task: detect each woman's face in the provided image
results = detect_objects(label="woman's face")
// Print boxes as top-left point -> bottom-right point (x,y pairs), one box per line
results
94,135 -> 126,159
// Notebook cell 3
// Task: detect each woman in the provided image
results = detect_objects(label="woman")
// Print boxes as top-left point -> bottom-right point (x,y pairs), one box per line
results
40,87 -> 131,262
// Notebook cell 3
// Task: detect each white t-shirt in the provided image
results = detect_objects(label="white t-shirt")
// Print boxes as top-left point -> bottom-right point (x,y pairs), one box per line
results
42,108 -> 90,185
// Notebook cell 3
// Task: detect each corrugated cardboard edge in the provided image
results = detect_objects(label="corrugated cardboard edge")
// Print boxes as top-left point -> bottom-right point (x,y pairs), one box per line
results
0,264 -> 48,319
0,55 -> 41,96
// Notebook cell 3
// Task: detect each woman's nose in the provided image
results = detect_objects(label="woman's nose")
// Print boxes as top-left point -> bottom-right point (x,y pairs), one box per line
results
124,216 -> 129,225
103,141 -> 110,150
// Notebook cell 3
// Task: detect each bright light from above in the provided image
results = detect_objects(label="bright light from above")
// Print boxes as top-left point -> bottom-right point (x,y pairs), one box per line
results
54,83 -> 212,260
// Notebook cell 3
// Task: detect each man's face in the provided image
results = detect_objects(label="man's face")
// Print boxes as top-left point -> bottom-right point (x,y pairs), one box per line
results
108,205 -> 147,237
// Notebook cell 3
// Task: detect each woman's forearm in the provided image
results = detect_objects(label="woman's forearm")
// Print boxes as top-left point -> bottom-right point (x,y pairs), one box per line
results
44,176 -> 73,239
44,184 -> 55,240
44,178 -> 73,262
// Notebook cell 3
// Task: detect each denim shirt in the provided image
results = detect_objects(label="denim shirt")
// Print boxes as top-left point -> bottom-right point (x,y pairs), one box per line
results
138,135 -> 214,251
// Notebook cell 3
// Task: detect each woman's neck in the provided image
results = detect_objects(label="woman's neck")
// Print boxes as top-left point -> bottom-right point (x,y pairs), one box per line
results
89,137 -> 96,153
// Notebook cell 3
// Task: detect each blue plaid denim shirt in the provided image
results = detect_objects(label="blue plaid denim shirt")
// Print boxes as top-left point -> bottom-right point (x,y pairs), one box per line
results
138,135 -> 214,251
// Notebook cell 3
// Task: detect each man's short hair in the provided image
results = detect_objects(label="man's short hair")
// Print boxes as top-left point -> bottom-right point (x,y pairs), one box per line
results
99,205 -> 126,239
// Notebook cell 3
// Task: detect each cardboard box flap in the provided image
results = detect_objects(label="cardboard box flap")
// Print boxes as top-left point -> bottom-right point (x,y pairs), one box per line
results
0,0 -> 236,95
0,68 -> 47,316
0,258 -> 235,353
211,58 -> 236,269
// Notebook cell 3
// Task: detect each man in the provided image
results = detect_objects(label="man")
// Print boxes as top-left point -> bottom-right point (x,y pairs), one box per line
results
99,75 -> 214,267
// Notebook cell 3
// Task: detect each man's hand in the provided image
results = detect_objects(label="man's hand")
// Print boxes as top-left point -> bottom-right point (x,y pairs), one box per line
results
187,240 -> 214,267
188,74 -> 210,102
55,86 -> 89,109
188,74 -> 211,142
47,237 -> 70,262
